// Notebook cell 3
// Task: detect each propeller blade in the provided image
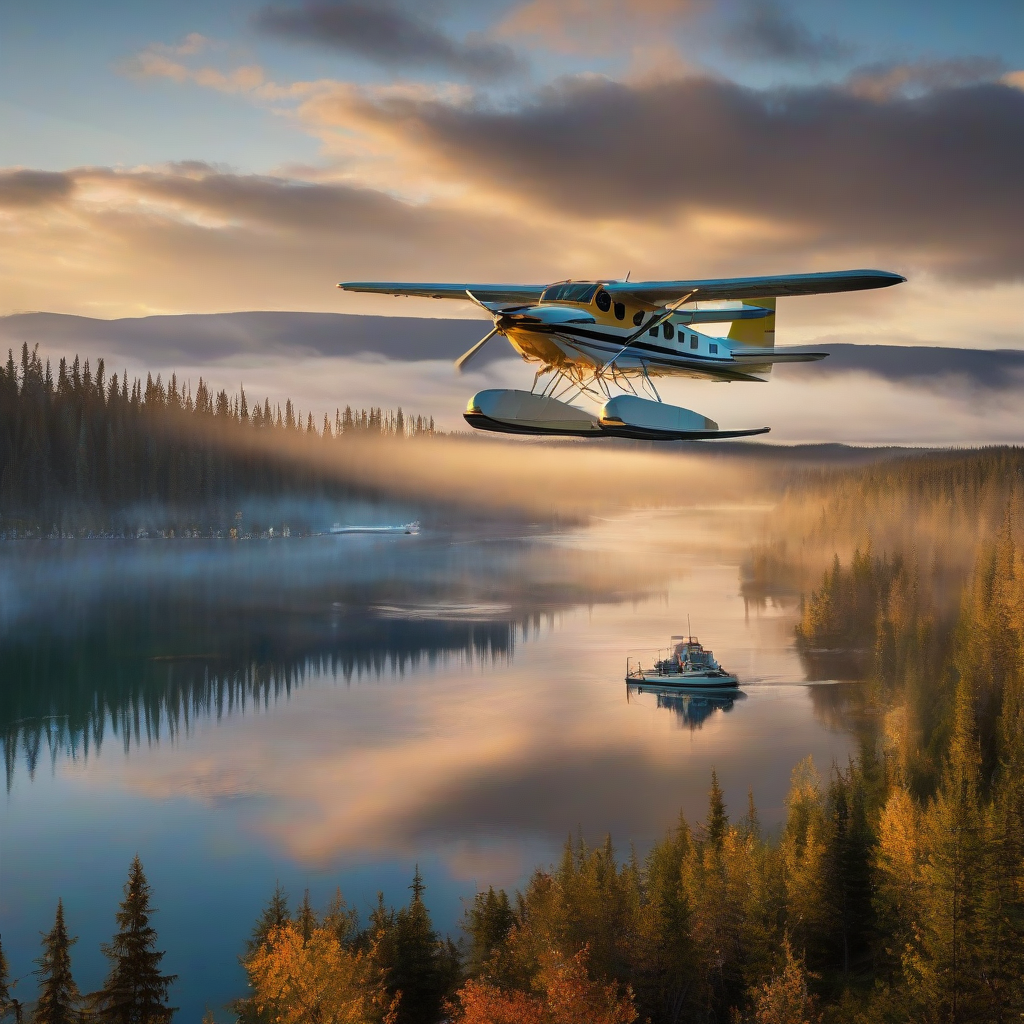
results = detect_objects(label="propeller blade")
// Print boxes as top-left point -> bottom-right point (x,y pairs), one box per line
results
454,327 -> 499,373
464,289 -> 495,314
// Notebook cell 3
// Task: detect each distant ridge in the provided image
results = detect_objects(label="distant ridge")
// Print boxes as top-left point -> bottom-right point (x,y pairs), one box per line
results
0,310 -> 500,365
1,312 -> 1022,390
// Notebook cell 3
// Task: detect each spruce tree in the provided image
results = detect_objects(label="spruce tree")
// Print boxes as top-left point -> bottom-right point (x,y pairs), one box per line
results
296,889 -> 317,945
34,900 -> 80,1024
704,768 -> 728,850
246,883 -> 290,955
388,868 -> 458,1024
463,887 -> 514,978
94,856 -> 176,1024
905,680 -> 987,1022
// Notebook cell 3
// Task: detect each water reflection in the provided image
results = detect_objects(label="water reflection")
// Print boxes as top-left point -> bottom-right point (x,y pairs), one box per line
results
0,511 -> 865,1022
626,683 -> 746,730
0,529 -> 669,788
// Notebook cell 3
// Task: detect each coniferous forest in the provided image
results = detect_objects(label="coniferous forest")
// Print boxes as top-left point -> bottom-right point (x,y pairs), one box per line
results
0,344 -> 437,535
8,346 -> 1024,1022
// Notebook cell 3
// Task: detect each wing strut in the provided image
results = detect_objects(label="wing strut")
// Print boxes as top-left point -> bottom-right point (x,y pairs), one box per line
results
597,291 -> 696,385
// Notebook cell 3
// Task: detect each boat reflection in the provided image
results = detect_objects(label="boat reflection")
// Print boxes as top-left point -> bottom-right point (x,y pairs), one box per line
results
626,682 -> 746,731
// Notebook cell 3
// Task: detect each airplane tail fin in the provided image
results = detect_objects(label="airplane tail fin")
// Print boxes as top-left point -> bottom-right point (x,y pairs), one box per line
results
727,297 -> 775,348
727,297 -> 775,378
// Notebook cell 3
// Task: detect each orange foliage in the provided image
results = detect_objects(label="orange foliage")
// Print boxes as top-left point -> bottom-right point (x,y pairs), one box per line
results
243,922 -> 393,1024
450,946 -> 637,1024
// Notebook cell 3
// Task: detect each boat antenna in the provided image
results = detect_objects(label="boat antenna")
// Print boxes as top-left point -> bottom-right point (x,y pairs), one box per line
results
688,613 -> 691,640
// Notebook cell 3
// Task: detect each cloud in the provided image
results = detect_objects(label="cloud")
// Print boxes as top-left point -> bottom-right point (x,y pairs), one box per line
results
121,48 -> 268,94
498,0 -> 696,55
725,0 -> 851,66
847,56 -> 1006,101
0,163 -> 579,320
0,169 -> 75,208
1006,70 -> 1024,91
308,73 -> 1024,279
254,2 -> 526,80
152,32 -> 212,57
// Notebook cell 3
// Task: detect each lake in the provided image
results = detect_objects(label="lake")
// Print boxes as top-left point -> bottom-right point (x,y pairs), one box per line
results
0,507 -> 860,1020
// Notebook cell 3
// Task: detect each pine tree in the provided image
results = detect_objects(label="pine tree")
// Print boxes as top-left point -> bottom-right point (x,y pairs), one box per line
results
463,887 -> 515,978
34,900 -> 81,1024
296,890 -> 317,945
905,680 -> 988,1022
93,856 -> 177,1023
704,768 -> 728,850
387,868 -> 459,1024
246,883 -> 290,956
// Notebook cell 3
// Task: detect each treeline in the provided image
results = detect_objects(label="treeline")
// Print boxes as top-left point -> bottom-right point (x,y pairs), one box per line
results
0,344 -> 437,530
222,509 -> 1024,1024
1,857 -> 175,1023
235,667 -> 1024,1024
775,447 -> 1024,572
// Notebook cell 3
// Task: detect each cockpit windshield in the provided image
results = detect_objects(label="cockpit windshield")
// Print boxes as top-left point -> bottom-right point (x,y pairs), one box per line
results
540,282 -> 598,304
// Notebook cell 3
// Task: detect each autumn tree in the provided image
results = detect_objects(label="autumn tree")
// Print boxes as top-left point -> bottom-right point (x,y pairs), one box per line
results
450,946 -> 636,1024
750,938 -> 819,1024
244,922 -> 394,1024
904,681 -> 988,1022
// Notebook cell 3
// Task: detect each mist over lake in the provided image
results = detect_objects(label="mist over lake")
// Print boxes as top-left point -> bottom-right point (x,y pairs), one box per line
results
1,506 -> 858,1020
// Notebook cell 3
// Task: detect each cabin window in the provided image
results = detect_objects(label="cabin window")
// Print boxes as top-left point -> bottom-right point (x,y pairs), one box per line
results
664,322 -> 674,340
690,335 -> 698,349
649,324 -> 659,337
632,310 -> 644,327
710,343 -> 718,354
540,282 -> 598,303
596,289 -> 611,312
614,302 -> 625,321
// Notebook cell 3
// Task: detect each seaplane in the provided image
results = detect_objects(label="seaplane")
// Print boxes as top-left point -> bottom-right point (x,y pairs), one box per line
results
338,269 -> 905,440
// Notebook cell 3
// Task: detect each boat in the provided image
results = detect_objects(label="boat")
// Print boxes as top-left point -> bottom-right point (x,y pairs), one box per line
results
328,521 -> 420,535
626,634 -> 738,689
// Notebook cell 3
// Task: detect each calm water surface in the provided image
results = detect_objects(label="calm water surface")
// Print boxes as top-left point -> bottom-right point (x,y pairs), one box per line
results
1,508 -> 859,1020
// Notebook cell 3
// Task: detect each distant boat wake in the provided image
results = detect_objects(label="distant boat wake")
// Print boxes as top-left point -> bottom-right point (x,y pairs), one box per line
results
328,521 -> 421,535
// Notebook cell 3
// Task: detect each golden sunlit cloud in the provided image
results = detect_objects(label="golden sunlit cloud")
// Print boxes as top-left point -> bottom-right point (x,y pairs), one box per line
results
498,0 -> 698,54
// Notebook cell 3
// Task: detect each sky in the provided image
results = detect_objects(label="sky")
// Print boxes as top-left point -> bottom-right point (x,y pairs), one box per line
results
1,0 -> 1023,440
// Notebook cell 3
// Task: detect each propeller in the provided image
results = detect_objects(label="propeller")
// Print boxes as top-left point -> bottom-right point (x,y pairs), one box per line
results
454,327 -> 500,373
454,290 -> 506,373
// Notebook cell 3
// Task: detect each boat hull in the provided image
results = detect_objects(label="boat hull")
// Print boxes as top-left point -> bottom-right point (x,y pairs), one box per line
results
626,672 -> 739,689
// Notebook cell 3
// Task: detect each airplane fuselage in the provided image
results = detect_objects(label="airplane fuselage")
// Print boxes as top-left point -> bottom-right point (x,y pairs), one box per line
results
496,282 -> 772,381
503,317 -> 768,382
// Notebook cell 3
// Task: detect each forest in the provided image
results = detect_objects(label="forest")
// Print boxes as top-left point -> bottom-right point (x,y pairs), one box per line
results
11,499 -> 1024,1022
8,342 -> 1024,1022
0,344 -> 437,534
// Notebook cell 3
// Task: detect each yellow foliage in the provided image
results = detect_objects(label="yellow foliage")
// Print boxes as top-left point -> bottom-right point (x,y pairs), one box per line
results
243,923 -> 393,1024
751,938 -> 819,1024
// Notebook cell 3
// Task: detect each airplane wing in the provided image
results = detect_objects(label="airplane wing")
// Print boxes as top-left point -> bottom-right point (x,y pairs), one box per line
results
338,281 -> 545,304
338,269 -> 904,305
605,269 -> 905,303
